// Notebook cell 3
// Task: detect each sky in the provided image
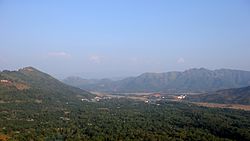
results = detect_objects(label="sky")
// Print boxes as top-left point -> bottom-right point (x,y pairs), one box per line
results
0,0 -> 250,79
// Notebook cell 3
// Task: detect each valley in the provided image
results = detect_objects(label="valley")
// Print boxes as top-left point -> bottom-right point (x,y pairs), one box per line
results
93,92 -> 250,111
1,1 -> 250,140
0,67 -> 250,141
1,96 -> 250,141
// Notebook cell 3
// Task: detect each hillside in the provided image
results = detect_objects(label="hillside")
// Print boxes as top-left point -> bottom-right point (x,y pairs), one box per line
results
63,68 -> 250,93
186,86 -> 250,105
63,76 -> 114,92
0,67 -> 94,104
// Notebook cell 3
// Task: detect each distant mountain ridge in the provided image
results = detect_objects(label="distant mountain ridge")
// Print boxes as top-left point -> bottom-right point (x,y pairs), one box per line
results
186,86 -> 250,105
0,67 -> 94,104
63,68 -> 250,93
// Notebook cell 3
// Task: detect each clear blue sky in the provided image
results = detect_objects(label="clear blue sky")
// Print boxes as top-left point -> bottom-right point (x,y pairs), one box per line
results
0,0 -> 250,79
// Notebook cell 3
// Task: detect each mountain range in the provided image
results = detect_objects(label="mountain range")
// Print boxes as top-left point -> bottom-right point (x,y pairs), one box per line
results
63,68 -> 250,93
1,67 -> 250,105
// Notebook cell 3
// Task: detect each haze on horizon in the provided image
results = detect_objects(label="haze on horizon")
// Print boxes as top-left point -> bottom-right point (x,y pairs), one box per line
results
0,0 -> 250,79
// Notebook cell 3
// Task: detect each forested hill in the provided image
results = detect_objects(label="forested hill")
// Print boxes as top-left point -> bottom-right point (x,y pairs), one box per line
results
186,86 -> 250,105
0,67 -> 94,104
64,68 -> 250,93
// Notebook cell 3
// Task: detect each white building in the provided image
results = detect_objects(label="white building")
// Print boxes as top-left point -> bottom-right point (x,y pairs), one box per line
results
0,80 -> 10,83
177,95 -> 186,99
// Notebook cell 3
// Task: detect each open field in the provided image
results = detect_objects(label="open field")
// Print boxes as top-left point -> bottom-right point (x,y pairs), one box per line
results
193,102 -> 250,111
92,91 -> 250,111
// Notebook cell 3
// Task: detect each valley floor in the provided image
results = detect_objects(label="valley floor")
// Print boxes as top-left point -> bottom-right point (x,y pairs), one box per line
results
192,102 -> 250,111
93,92 -> 250,111
1,97 -> 250,141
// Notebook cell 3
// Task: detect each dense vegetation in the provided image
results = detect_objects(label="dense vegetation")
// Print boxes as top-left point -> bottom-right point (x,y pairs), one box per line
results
0,98 -> 250,141
1,67 -> 250,141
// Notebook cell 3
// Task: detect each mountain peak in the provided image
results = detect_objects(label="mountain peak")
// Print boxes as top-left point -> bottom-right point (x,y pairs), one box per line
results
186,68 -> 210,72
19,66 -> 38,72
